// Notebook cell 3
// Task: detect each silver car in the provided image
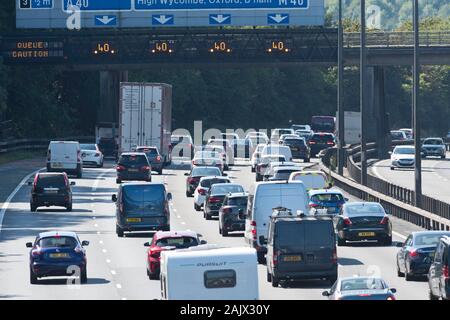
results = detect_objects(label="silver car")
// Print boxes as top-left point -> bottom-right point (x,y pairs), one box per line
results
421,138 -> 446,159
322,277 -> 397,300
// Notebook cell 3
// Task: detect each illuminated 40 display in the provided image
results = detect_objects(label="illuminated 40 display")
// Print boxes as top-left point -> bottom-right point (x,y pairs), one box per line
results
93,42 -> 117,55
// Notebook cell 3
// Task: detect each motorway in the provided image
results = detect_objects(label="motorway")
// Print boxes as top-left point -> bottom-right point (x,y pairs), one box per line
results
0,158 -> 430,300
370,153 -> 450,203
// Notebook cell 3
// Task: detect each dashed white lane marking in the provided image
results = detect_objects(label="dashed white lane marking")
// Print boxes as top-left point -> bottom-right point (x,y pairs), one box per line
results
99,240 -> 103,244
181,222 -> 186,225
0,167 -> 45,233
177,215 -> 181,219
97,231 -> 101,234
116,284 -> 122,289
392,231 -> 407,240
102,249 -> 107,253
92,169 -> 115,192
94,224 -> 99,227
106,259 -> 111,264
111,270 -> 116,275
173,209 -> 177,212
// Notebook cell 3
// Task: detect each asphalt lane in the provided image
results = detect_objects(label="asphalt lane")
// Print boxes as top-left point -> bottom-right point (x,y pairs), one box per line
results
0,158 -> 430,300
370,154 -> 450,203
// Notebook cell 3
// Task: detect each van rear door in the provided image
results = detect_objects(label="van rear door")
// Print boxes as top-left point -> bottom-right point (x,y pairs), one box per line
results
122,184 -> 167,225
49,142 -> 78,169
303,220 -> 335,272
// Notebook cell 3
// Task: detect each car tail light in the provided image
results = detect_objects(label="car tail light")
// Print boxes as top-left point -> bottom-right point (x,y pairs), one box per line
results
409,249 -> 419,258
387,296 -> 396,301
31,248 -> 43,257
187,177 -> 196,185
74,246 -> 83,253
343,217 -> 352,226
443,265 -> 449,280
358,294 -> 371,297
208,196 -> 221,203
33,174 -> 39,190
380,216 -> 389,225
149,248 -> 161,259
327,142 -> 335,145
331,248 -> 338,264
116,165 -> 125,171
273,249 -> 278,266
141,166 -> 151,171
309,203 -> 320,208
198,188 -> 207,195
309,141 -> 316,145
251,221 -> 257,240
222,207 -> 232,214
156,155 -> 161,161
77,150 -> 81,162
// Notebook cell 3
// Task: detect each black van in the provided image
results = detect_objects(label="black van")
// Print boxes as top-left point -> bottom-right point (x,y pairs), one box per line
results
264,211 -> 338,287
112,183 -> 172,237
428,235 -> 450,300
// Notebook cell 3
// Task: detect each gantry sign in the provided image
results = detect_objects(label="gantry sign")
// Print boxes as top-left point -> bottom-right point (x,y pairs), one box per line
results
16,0 -> 325,28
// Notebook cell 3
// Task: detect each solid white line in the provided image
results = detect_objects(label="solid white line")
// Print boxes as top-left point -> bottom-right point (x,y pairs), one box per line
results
371,161 -> 386,180
392,230 -> 407,240
0,167 -> 45,233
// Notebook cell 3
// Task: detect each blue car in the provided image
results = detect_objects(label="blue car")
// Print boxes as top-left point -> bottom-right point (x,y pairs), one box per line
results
26,231 -> 89,284
308,189 -> 347,215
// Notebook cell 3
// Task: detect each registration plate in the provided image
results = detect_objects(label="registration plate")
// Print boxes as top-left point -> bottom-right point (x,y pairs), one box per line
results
283,255 -> 302,262
49,253 -> 69,258
126,218 -> 142,223
291,147 -> 299,151
51,162 -> 63,168
358,232 -> 375,237
128,169 -> 139,172
44,190 -> 58,194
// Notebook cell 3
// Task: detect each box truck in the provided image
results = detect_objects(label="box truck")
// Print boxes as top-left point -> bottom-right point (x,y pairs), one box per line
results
336,111 -> 361,145
119,83 -> 172,164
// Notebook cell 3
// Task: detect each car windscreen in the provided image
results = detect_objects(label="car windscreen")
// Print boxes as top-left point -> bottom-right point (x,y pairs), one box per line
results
211,185 -> 244,195
423,139 -> 443,145
80,144 -> 96,150
36,175 -> 66,188
414,233 -> 450,246
394,148 -> 414,155
119,155 -> 149,166
274,170 -> 298,180
345,204 -> 385,217
155,236 -> 198,248
200,178 -> 229,188
340,278 -> 385,291
122,185 -> 165,214
38,236 -> 77,249
228,197 -> 248,206
311,193 -> 344,203
192,167 -> 221,177
391,132 -> 404,139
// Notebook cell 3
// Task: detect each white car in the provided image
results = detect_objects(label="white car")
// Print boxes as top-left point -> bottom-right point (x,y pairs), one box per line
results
250,144 -> 267,172
261,144 -> 293,162
80,143 -> 104,168
390,145 -> 415,170
193,176 -> 231,211
271,128 -> 295,143
399,128 -> 413,140
192,151 -> 224,172
47,141 -> 83,178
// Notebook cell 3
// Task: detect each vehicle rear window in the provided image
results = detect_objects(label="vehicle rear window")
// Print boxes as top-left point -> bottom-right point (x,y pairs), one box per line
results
423,139 -> 443,145
340,278 -> 385,291
155,236 -> 198,248
80,144 -> 96,150
345,204 -> 384,217
311,194 -> 344,203
38,236 -> 77,249
414,233 -> 450,246
37,175 -> 66,188
261,156 -> 286,164
200,178 -> 229,188
277,223 -> 305,246
311,134 -> 334,143
136,148 -> 158,156
284,139 -> 306,146
119,154 -> 149,166
228,197 -> 248,206
204,270 -> 236,289
211,185 -> 244,195
192,167 -> 222,177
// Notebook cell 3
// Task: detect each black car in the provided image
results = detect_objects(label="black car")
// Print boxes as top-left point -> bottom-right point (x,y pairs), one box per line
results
135,146 -> 164,175
308,133 -> 335,157
218,192 -> 248,236
281,138 -> 311,162
396,231 -> 450,281
170,135 -> 195,159
184,166 -> 223,197
336,202 -> 392,246
203,183 -> 244,220
428,235 -> 450,300
98,137 -> 118,159
29,172 -> 75,212
116,152 -> 152,184
264,208 -> 338,287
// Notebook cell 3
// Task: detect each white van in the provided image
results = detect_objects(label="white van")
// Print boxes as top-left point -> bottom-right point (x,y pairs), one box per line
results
289,171 -> 329,191
261,144 -> 292,162
47,141 -> 83,178
160,245 -> 259,300
245,181 -> 309,264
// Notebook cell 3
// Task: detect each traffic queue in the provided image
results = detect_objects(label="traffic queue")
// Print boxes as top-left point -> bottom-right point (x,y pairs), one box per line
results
23,123 -> 450,301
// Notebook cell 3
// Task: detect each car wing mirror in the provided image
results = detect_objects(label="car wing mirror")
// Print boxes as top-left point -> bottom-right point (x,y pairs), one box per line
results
144,242 -> 151,247
388,151 -> 392,155
259,236 -> 267,245
27,181 -> 33,186
223,173 -> 228,176
167,193 -> 173,201
111,194 -> 118,202
81,241 -> 89,246
396,242 -> 404,247
390,288 -> 397,294
184,173 -> 190,176
200,240 -> 207,245
26,242 -> 33,248
322,291 -> 330,297
70,181 -> 76,186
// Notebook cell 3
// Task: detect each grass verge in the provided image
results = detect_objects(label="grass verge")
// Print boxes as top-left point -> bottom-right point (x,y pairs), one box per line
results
0,150 -> 45,165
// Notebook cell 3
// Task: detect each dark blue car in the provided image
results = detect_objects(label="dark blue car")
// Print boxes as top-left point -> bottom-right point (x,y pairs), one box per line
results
308,189 -> 347,215
26,231 -> 89,284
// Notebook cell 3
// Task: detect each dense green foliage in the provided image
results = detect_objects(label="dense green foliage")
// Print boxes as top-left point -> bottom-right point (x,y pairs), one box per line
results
0,1 -> 449,138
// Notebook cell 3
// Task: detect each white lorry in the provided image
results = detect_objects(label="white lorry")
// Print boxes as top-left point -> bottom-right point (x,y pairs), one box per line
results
119,83 -> 172,164
160,245 -> 259,300
336,111 -> 361,145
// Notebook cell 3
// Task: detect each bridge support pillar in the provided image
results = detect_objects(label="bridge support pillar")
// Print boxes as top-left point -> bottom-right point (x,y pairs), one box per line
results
99,70 -> 128,124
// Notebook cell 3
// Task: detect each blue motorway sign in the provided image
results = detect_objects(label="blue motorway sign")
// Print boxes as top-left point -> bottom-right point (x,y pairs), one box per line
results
16,0 -> 324,28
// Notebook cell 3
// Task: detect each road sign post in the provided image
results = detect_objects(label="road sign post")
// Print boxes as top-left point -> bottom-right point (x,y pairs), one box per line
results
337,0 -> 345,176
360,0 -> 368,186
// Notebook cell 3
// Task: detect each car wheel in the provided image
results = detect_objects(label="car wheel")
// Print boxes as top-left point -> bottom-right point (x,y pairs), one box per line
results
222,229 -> 229,237
30,270 -> 38,284
390,167 -> 395,171
271,276 -> 279,288
251,167 -> 255,173
429,290 -> 439,300
97,162 -> 104,168
148,272 -> 159,280
194,203 -> 200,211
204,212 -> 211,220
66,203 -> 73,212
405,270 -> 414,281
80,268 -> 87,284
116,179 -> 122,184
441,155 -> 446,159
219,226 -> 222,235
267,271 -> 272,283
76,170 -> 82,179
337,237 -> 346,246
397,261 -> 405,277
30,204 -> 37,212
304,157 -> 310,163
116,225 -> 124,238
383,236 -> 392,246
257,252 -> 265,265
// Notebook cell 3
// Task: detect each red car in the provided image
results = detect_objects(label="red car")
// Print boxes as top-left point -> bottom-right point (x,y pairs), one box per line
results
144,231 -> 207,280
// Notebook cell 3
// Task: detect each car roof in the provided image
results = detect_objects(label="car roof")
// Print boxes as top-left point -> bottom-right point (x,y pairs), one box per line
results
155,230 -> 198,239
120,152 -> 147,156
273,166 -> 303,172
192,166 -> 221,170
411,231 -> 450,237
211,183 -> 242,188
226,192 -> 248,198
309,189 -> 344,196
423,137 -> 443,141
38,172 -> 66,177
394,145 -> 414,149
338,276 -> 385,283
199,176 -> 229,181
121,182 -> 165,188
38,231 -> 78,239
